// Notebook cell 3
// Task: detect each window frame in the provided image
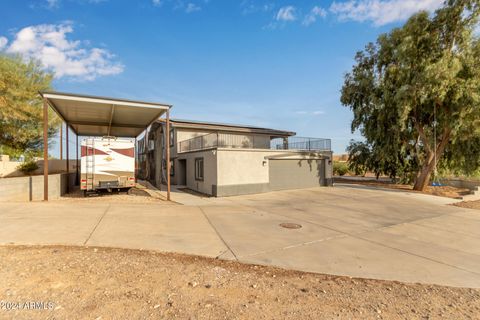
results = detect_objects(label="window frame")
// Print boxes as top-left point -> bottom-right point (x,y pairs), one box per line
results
169,129 -> 174,147
195,157 -> 204,181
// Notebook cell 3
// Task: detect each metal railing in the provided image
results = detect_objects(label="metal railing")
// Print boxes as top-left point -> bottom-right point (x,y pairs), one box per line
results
270,136 -> 331,151
178,133 -> 331,153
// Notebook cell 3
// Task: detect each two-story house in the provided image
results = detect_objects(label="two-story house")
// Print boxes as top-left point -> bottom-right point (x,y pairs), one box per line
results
138,119 -> 333,197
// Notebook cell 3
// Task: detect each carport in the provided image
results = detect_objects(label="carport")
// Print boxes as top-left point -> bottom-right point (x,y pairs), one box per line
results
40,91 -> 172,201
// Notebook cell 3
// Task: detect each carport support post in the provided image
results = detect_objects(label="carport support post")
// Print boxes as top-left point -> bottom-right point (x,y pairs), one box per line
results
166,109 -> 171,201
60,124 -> 63,160
76,134 -> 79,185
43,99 -> 49,201
66,125 -> 69,193
134,137 -> 137,178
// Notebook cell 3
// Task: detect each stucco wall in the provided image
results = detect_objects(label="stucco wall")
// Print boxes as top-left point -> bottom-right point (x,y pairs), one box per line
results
217,149 -> 272,186
0,172 -> 76,202
175,128 -> 273,152
0,158 -> 77,178
178,149 -> 217,195
217,133 -> 271,149
215,149 -> 333,196
269,159 -> 325,190
176,129 -> 212,145
175,129 -> 212,157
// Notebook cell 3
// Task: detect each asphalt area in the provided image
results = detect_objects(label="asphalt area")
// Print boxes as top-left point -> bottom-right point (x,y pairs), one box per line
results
1,246 -> 479,320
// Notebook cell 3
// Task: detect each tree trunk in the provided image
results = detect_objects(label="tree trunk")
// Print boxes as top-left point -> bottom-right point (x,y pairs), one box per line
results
413,155 -> 435,191
413,127 -> 451,191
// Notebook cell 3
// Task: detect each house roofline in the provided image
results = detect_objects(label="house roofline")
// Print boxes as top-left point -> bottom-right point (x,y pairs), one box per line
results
156,118 -> 296,137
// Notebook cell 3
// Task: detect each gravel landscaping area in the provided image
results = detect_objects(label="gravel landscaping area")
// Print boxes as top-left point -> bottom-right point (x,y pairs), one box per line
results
1,246 -> 479,319
58,186 -> 166,203
334,177 -> 472,199
453,200 -> 480,211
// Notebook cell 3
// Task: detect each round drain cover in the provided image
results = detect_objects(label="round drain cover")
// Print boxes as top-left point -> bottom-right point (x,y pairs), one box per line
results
279,223 -> 302,229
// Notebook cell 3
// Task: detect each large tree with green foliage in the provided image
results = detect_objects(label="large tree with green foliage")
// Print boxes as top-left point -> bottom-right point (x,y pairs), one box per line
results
341,0 -> 480,190
0,55 -> 60,158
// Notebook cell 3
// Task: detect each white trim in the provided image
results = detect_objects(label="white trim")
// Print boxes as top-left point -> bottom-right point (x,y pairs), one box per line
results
43,93 -> 171,110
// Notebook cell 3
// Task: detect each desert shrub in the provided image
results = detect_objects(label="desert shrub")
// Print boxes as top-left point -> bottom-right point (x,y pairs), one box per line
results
17,160 -> 39,175
333,161 -> 349,176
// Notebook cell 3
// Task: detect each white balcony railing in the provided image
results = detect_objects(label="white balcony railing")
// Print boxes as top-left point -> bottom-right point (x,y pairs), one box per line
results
178,133 -> 331,153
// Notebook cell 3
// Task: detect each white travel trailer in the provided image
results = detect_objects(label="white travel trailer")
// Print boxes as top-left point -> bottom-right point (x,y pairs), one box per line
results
80,137 -> 135,195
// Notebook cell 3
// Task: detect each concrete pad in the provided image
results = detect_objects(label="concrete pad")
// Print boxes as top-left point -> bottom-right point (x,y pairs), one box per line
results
413,215 -> 480,239
285,207 -> 377,233
201,206 -> 343,258
242,235 -> 480,288
450,209 -> 480,221
381,222 -> 480,256
357,230 -> 480,275
86,204 -> 227,258
0,202 -> 106,246
2,186 -> 480,288
255,205 -> 380,234
334,184 -> 461,206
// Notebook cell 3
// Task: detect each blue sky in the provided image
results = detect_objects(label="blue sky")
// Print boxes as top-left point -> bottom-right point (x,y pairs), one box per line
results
0,0 -> 445,155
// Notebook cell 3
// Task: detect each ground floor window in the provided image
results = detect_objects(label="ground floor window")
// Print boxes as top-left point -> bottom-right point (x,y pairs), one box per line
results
195,157 -> 204,181
169,129 -> 174,147
163,159 -> 174,176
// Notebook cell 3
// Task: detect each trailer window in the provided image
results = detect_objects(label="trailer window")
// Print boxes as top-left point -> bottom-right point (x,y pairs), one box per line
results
169,129 -> 174,147
195,157 -> 204,181
170,160 -> 174,176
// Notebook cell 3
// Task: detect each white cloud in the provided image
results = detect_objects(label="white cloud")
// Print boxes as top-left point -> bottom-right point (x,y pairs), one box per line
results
241,1 -> 274,15
0,36 -> 7,50
303,6 -> 327,26
46,0 -> 60,9
329,0 -> 444,26
276,6 -> 296,22
2,23 -> 124,81
295,110 -> 325,116
185,2 -> 201,13
155,0 -> 202,13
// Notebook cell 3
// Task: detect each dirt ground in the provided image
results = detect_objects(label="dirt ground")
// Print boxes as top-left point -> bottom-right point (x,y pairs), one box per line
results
58,186 -> 166,203
335,177 -> 471,199
453,200 -> 480,210
1,246 -> 479,319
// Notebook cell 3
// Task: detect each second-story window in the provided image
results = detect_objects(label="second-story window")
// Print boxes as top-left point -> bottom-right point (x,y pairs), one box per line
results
169,129 -> 174,147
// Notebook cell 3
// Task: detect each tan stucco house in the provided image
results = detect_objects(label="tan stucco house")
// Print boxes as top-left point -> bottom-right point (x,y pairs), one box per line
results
137,119 -> 333,197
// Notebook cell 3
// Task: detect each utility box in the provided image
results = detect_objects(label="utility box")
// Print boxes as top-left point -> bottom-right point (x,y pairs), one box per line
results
80,137 -> 135,195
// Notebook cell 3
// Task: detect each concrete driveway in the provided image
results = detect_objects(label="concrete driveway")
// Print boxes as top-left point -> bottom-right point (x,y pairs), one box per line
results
1,185 -> 479,288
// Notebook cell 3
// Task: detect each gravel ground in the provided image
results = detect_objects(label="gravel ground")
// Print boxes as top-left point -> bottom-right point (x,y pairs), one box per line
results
334,177 -> 471,199
1,246 -> 479,319
453,200 -> 480,210
58,187 -> 166,203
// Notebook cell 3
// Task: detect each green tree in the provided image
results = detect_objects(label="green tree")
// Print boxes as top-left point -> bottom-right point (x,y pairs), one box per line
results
0,55 -> 60,159
341,0 -> 480,191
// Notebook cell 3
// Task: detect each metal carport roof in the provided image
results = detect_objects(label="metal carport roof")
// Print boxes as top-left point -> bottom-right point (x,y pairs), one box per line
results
39,91 -> 173,202
40,91 -> 172,137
